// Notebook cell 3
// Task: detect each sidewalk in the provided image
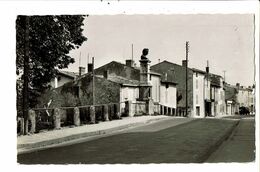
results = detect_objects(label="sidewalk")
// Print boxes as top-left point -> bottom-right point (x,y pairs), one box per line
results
17,115 -> 170,154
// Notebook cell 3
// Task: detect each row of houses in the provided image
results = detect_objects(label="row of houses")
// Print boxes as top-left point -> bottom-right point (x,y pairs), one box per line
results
49,48 -> 255,118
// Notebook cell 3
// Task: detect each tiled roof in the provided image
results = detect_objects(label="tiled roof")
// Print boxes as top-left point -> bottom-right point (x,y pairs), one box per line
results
94,61 -> 140,81
106,75 -> 140,86
58,70 -> 78,78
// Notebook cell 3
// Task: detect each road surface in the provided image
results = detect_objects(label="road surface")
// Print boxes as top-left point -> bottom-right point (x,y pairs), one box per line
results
206,116 -> 255,162
18,117 -> 194,164
17,116 -> 247,164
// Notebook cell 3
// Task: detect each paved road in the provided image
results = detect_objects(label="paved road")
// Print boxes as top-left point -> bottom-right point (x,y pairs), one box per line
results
206,116 -> 255,162
18,116 -> 244,164
17,117 -> 194,164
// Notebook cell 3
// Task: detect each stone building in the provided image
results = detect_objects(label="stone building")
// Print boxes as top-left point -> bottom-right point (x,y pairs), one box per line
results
236,83 -> 255,113
224,83 -> 239,115
59,49 -> 177,116
209,74 -> 226,116
151,60 -> 194,116
151,60 -> 226,117
191,68 -> 209,118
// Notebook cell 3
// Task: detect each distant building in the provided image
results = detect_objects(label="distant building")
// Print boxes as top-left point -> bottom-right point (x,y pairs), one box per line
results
236,83 -> 255,113
191,68 -> 208,118
224,83 -> 239,115
151,60 -> 226,118
209,74 -> 226,117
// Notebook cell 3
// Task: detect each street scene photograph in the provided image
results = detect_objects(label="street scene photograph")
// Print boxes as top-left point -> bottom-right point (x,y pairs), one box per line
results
15,4 -> 257,166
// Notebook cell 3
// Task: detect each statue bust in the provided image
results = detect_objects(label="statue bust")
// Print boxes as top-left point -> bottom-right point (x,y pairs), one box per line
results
141,48 -> 149,60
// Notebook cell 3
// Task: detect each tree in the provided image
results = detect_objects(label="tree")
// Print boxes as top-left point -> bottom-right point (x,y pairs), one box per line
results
16,15 -> 87,134
16,15 -> 87,109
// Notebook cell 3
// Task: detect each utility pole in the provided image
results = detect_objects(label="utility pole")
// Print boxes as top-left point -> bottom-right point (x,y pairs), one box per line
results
206,60 -> 209,87
23,16 -> 30,135
92,57 -> 95,105
79,52 -> 81,67
186,41 -> 189,117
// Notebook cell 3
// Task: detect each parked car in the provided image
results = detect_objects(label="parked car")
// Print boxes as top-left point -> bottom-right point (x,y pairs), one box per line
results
239,106 -> 250,115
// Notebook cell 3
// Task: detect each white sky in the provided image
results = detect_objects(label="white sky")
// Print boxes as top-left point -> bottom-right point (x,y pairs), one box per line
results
67,14 -> 255,87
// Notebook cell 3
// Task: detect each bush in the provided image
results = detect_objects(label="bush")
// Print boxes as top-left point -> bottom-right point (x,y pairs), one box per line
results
37,89 -> 80,108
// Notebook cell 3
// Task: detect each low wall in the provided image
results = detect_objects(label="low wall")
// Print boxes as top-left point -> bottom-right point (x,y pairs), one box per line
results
18,103 -> 123,135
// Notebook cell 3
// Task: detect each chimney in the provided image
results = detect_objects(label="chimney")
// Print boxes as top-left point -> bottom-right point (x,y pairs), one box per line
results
206,67 -> 209,74
88,63 -> 93,73
206,60 -> 209,73
103,70 -> 109,79
79,67 -> 85,76
126,59 -> 134,67
182,60 -> 187,67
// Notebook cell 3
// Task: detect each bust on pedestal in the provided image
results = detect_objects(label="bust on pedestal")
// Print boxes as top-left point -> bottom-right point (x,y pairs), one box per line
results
139,48 -> 152,101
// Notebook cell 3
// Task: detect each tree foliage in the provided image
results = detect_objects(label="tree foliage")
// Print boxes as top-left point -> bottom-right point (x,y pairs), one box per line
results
16,15 -> 87,108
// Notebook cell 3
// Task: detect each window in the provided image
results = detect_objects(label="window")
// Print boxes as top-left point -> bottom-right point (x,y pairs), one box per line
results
196,72 -> 198,77
196,79 -> 198,89
196,94 -> 198,104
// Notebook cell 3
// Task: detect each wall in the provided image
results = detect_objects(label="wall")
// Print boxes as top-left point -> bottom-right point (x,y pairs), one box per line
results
150,74 -> 160,103
249,90 -> 255,113
160,83 -> 177,109
226,100 -> 235,115
150,61 -> 193,115
237,89 -> 251,108
192,72 -> 205,118
211,79 -> 226,116
204,77 -> 211,100
120,86 -> 139,102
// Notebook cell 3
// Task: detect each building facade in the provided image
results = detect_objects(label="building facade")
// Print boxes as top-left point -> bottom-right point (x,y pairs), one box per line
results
236,83 -> 255,114
151,60 -> 193,116
58,49 -> 177,117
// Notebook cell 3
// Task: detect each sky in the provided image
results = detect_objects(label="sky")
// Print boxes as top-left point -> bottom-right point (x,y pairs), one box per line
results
66,14 -> 255,87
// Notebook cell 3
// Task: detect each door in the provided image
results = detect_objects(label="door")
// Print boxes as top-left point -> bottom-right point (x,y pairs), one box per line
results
196,106 -> 200,116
